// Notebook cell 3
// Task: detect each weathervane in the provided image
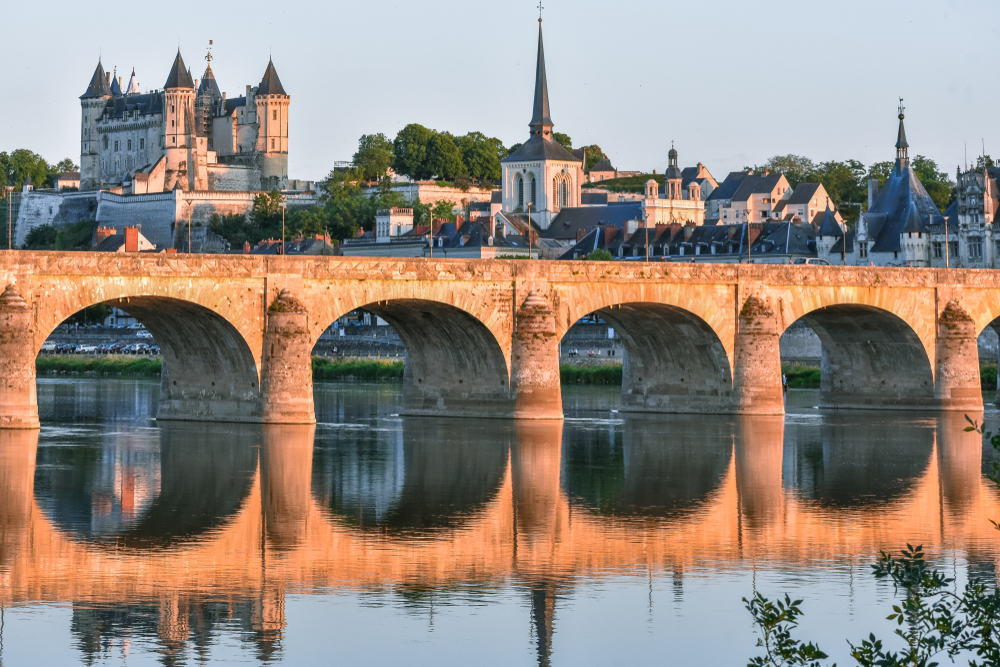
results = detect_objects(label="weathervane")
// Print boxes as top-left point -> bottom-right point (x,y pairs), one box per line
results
538,1 -> 544,22
898,97 -> 905,118
206,39 -> 213,64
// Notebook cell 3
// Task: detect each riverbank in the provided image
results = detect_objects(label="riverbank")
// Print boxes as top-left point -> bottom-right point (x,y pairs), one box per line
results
783,363 -> 1000,390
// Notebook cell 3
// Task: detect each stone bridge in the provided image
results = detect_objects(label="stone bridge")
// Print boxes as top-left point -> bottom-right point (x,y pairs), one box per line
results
0,251 -> 996,428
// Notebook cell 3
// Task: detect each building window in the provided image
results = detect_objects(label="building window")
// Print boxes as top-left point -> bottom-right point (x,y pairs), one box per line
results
517,176 -> 524,208
127,139 -> 132,150
172,136 -> 176,144
208,138 -> 212,148
171,105 -> 175,113
529,177 -> 536,205
552,178 -> 558,208
102,136 -> 108,150
969,238 -> 983,260
273,110 -> 277,121
114,140 -> 119,151
949,241 -> 959,258
561,180 -> 568,207
139,138 -> 144,149
933,242 -> 943,258
271,138 -> 275,149
994,239 -> 1000,258
859,242 -> 868,259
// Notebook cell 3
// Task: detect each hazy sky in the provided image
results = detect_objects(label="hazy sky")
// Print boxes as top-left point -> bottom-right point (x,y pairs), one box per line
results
4,0 -> 998,181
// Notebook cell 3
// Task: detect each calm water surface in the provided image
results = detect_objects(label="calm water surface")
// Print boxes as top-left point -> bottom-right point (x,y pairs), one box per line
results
1,379 -> 999,665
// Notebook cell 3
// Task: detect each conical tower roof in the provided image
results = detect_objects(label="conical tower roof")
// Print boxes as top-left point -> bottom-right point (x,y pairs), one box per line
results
81,60 -> 111,99
110,69 -> 123,96
164,50 -> 195,89
817,204 -> 843,237
197,63 -> 222,99
257,59 -> 287,96
529,22 -> 553,133
125,68 -> 141,95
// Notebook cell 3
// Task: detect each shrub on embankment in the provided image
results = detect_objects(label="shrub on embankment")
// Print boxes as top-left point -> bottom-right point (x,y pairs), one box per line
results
783,363 -> 999,390
36,356 -> 162,377
311,358 -> 404,381
560,364 -> 623,385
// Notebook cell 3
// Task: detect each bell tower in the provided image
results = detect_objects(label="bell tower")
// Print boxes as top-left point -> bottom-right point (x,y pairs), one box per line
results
80,60 -> 112,191
162,50 -> 205,191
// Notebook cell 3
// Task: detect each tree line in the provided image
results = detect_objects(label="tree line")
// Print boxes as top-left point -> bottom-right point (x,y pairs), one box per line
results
0,150 -> 77,192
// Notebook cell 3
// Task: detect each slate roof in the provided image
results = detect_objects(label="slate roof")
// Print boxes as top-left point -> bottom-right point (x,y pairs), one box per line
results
198,64 -> 222,99
896,115 -> 908,149
257,59 -> 287,96
581,191 -> 608,206
865,158 -> 944,253
730,174 -> 784,202
81,61 -> 112,99
110,73 -> 123,96
491,190 -> 502,204
590,158 -> 615,172
543,202 -> 644,241
502,135 -> 580,162
705,172 -> 750,202
164,51 -> 195,89
437,219 -> 530,251
100,93 -> 164,120
124,69 -> 141,95
787,183 -> 822,204
223,96 -> 247,116
816,206 -> 843,237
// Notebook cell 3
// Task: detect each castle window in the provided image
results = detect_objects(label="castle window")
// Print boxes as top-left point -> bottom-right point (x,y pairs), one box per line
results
970,237 -> 983,260
273,110 -> 277,121
552,178 -> 558,208
171,105 -> 175,113
171,120 -> 175,128
859,242 -> 869,259
139,138 -> 144,149
127,139 -> 132,150
114,140 -> 119,151
529,176 -> 536,205
271,138 -> 275,149
517,176 -> 524,208
561,180 -> 568,207
172,137 -> 176,144
103,136 -> 108,150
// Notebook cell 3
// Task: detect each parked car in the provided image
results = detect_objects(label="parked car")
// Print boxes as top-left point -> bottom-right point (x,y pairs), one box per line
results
108,342 -> 126,353
40,341 -> 57,353
792,258 -> 831,266
77,345 -> 98,354
147,345 -> 161,355
57,343 -> 78,354
123,343 -> 149,355
136,330 -> 153,339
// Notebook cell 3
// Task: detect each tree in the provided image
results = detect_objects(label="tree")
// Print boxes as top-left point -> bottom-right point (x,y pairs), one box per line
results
553,133 -> 572,150
425,132 -> 465,181
586,249 -> 613,261
976,155 -> 996,170
393,124 -> 435,181
579,145 -> 608,172
867,161 -> 894,190
457,132 -> 504,184
0,150 -> 49,191
22,224 -> 58,249
508,143 -> 523,157
352,133 -> 394,183
911,155 -> 955,213
431,200 -> 456,222
746,155 -> 817,189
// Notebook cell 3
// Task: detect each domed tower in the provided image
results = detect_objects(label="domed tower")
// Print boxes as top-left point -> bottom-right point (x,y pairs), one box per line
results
162,50 -> 206,191
255,59 -> 289,191
80,60 -> 112,191
665,142 -> 683,200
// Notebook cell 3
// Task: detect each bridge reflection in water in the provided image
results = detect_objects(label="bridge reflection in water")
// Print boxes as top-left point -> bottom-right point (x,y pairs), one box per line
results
1,407 -> 999,664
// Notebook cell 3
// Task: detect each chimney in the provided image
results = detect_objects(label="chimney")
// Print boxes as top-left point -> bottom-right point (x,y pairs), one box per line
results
655,223 -> 668,237
95,226 -> 116,246
868,178 -> 878,210
124,226 -> 139,252
243,240 -> 251,254
106,73 -> 111,87
576,227 -> 587,242
603,226 -> 616,246
165,248 -> 177,254
118,76 -> 123,90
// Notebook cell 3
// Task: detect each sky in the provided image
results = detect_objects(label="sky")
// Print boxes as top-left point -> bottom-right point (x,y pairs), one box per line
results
3,0 -> 998,182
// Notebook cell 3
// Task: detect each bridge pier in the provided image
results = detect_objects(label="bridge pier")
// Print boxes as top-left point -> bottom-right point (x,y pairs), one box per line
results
733,296 -> 785,416
934,301 -> 983,412
260,289 -> 316,425
0,285 -> 39,429
511,292 -> 563,420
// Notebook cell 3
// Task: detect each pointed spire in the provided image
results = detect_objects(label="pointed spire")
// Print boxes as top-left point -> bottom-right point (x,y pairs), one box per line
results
895,98 -> 909,162
817,203 -> 843,237
81,60 -> 111,98
164,50 -> 195,89
257,58 -> 287,96
110,67 -> 123,96
529,21 -> 553,137
124,68 -> 140,95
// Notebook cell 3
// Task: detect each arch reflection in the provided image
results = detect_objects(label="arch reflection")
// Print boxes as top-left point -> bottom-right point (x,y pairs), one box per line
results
312,417 -> 510,533
562,415 -> 734,520
33,422 -> 259,549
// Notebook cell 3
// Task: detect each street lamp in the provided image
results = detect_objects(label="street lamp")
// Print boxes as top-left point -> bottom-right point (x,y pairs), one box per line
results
280,194 -> 287,256
643,210 -> 650,262
427,204 -> 434,259
5,186 -> 13,250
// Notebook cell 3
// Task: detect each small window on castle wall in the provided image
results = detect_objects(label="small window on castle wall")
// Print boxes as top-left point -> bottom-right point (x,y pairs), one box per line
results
172,137 -> 176,144
273,110 -> 277,121
271,138 -> 275,149
171,106 -> 175,113
127,140 -> 132,151
140,138 -> 144,149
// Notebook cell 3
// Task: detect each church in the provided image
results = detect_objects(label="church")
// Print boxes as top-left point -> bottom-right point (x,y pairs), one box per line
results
80,48 -> 290,193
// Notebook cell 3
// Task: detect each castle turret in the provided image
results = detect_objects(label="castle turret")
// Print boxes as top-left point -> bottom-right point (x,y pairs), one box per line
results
162,51 -> 207,191
80,60 -> 112,191
255,59 -> 289,191
665,142 -> 682,200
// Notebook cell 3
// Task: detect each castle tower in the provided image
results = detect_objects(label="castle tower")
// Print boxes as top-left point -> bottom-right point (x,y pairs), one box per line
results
162,51 -> 207,191
255,59 -> 289,191
500,17 -> 584,229
195,43 -> 222,141
80,60 -> 112,191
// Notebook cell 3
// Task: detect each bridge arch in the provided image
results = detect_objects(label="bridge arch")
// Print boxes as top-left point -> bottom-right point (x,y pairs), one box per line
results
34,279 -> 263,422
313,297 -> 513,418
785,304 -> 935,409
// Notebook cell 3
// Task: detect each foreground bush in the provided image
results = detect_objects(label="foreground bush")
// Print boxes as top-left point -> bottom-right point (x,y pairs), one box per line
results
311,358 -> 404,381
560,364 -> 623,385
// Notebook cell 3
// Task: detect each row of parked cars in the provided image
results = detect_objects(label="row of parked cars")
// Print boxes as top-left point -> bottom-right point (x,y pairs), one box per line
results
41,342 -> 160,355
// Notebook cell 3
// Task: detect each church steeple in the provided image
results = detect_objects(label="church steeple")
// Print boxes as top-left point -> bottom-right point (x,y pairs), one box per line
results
896,98 -> 909,164
529,18 -> 553,139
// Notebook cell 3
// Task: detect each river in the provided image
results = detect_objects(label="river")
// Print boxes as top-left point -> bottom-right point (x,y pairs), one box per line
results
0,378 -> 998,665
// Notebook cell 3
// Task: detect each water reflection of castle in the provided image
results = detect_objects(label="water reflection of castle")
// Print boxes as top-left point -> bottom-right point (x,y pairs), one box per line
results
1,413 -> 998,664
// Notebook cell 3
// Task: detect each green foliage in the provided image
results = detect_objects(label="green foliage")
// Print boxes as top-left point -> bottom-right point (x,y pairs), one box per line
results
311,358 -> 404,382
582,174 -> 661,193
782,364 -> 821,389
977,155 -> 995,170
0,152 -> 78,191
63,304 -> 113,327
392,124 -> 435,181
744,593 -> 829,667
353,133 -> 395,183
22,224 -> 59,249
912,155 -> 956,212
586,249 -> 614,261
560,364 -> 622,385
456,132 -> 505,184
36,356 -> 163,377
25,219 -> 98,251
553,133 -> 572,150
578,145 -> 608,172
431,200 -> 456,222
508,143 -> 523,156
426,132 -> 465,181
982,364 -> 997,390
867,161 -> 894,191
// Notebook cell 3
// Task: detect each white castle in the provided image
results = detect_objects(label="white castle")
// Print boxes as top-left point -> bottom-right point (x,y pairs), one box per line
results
80,48 -> 289,193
